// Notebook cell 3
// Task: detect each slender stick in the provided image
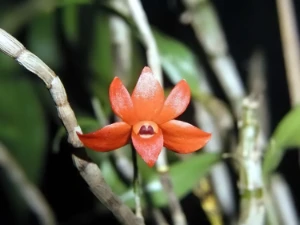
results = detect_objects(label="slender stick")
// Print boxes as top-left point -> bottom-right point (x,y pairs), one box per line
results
131,146 -> 143,220
159,172 -> 188,225
276,0 -> 300,175
0,28 -> 143,225
152,209 -> 170,225
109,0 -> 132,86
125,0 -> 162,84
181,0 -> 245,117
0,143 -> 55,225
194,95 -> 235,218
270,174 -> 300,225
276,0 -> 300,106
193,178 -> 223,225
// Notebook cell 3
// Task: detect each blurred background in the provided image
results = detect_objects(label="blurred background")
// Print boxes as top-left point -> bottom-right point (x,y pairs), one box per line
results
0,0 -> 300,224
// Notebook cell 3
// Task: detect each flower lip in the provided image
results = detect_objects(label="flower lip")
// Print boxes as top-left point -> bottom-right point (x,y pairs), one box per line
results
133,121 -> 159,139
139,125 -> 154,135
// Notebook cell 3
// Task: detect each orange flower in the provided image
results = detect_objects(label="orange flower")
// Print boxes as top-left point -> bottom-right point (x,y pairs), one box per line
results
77,67 -> 211,167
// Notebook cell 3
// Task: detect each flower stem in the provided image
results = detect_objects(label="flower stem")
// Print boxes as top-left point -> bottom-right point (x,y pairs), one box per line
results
131,146 -> 143,220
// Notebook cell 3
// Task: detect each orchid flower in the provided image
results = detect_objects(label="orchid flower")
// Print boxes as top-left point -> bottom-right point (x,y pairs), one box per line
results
77,67 -> 211,167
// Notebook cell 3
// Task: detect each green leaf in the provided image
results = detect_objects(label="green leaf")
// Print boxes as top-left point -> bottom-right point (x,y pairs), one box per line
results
57,0 -> 91,7
121,153 -> 221,207
0,54 -> 16,74
53,116 -> 100,153
0,0 -> 57,34
101,160 -> 129,195
77,116 -> 101,132
90,11 -> 114,115
61,4 -> 79,45
0,75 -> 47,224
77,116 -> 109,164
0,76 -> 47,183
263,106 -> 300,178
52,126 -> 67,154
153,28 -> 203,95
28,13 -> 61,69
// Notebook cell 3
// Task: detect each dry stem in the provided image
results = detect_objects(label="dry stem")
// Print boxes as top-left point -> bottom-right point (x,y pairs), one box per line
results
276,0 -> 300,106
181,0 -> 245,116
126,0 -> 162,84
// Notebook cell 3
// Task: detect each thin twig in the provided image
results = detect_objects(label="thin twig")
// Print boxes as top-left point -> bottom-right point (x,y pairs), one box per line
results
125,0 -> 162,84
159,172 -> 188,225
276,0 -> 300,175
0,28 -> 143,225
270,174 -> 300,225
193,178 -> 223,225
91,97 -> 108,127
114,150 -> 134,181
0,142 -> 55,225
131,146 -> 144,220
181,0 -> 245,117
276,0 -> 300,106
152,209 -> 170,225
195,65 -> 234,132
195,69 -> 236,217
194,102 -> 235,218
109,0 -> 132,86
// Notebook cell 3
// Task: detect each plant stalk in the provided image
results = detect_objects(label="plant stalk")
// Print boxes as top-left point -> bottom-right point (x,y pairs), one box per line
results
237,98 -> 265,225
131,146 -> 143,220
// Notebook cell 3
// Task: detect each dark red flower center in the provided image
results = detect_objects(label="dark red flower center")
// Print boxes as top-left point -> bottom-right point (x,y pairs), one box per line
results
133,121 -> 159,139
139,125 -> 155,135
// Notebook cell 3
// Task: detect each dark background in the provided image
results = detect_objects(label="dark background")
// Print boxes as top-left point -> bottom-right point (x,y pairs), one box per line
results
0,0 -> 299,224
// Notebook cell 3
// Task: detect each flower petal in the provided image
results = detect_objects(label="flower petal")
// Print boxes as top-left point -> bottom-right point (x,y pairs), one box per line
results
155,80 -> 191,124
131,67 -> 164,120
131,128 -> 163,167
109,77 -> 137,125
160,120 -> 211,153
77,122 -> 131,151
